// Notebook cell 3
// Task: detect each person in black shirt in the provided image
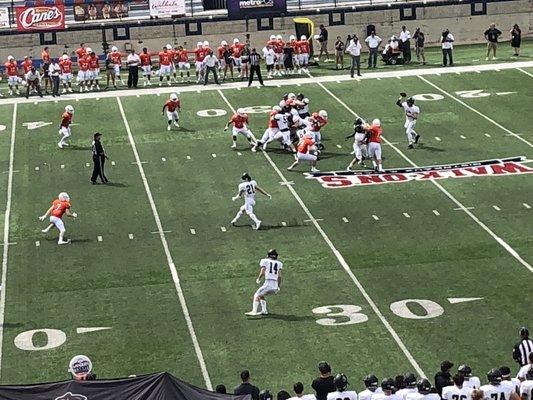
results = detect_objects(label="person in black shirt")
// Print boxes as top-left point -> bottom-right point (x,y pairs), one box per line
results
222,46 -> 234,81
234,370 -> 260,400
413,28 -> 426,65
248,48 -> 264,87
484,23 -> 502,60
434,360 -> 454,396
318,25 -> 330,61
283,42 -> 295,74
334,36 -> 345,69
91,132 -> 109,184
312,361 -> 335,400
510,24 -> 521,56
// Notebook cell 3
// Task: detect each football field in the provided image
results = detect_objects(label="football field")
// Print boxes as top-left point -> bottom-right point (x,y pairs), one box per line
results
0,59 -> 532,391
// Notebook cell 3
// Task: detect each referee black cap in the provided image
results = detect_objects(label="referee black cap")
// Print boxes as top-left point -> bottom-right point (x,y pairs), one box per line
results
520,326 -> 529,336
318,361 -> 331,374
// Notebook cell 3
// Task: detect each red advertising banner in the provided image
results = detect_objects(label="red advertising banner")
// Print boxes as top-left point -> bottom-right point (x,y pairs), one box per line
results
16,4 -> 65,32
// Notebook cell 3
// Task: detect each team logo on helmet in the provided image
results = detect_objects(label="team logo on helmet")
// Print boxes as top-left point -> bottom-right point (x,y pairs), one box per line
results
55,393 -> 87,400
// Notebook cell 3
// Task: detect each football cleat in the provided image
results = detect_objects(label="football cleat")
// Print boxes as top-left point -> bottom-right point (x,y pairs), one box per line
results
414,134 -> 421,144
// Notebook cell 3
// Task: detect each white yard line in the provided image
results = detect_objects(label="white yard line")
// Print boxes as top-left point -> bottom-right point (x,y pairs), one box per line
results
217,89 -> 427,379
1,61 -> 533,107
316,81 -> 533,274
418,75 -> 533,149
0,104 -> 17,378
516,68 -> 533,78
116,97 -> 213,390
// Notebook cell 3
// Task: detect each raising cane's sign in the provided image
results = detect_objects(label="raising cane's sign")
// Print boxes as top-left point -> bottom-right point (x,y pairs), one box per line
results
16,4 -> 65,32
306,157 -> 533,189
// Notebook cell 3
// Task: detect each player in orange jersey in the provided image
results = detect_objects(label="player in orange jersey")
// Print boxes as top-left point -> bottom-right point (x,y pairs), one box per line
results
139,47 -> 153,86
158,46 -> 173,86
59,54 -> 74,93
296,35 -> 311,73
224,108 -> 256,150
366,118 -> 384,172
4,56 -> 20,95
161,93 -> 181,131
175,45 -> 191,82
87,50 -> 101,90
58,105 -> 74,149
77,49 -> 91,92
110,46 -> 125,85
39,192 -> 78,245
230,38 -> 245,78
287,132 -> 319,172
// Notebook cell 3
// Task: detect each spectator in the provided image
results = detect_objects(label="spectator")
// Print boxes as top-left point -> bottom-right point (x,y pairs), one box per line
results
248,48 -> 264,87
517,353 -> 533,382
513,327 -> 533,368
215,384 -> 227,394
317,24 -> 330,61
126,49 -> 140,88
288,382 -> 316,400
413,28 -> 426,65
312,362 -> 335,400
435,360 -> 454,396
510,24 -> 521,56
365,31 -> 382,68
441,29 -> 454,67
234,370 -> 260,400
203,49 -> 220,85
334,36 -> 345,70
484,23 -> 502,60
49,58 -> 61,97
42,58 -> 51,94
346,35 -> 362,77
278,390 -> 291,400
25,66 -> 43,99
399,25 -> 411,63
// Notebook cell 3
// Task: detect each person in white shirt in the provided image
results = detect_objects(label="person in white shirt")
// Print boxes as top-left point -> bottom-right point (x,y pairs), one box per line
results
25,66 -> 43,99
399,25 -> 412,63
519,369 -> 533,400
458,365 -> 481,390
288,382 -> 317,400
396,373 -> 418,400
346,35 -> 362,77
481,369 -> 521,400
262,45 -> 276,78
203,50 -> 220,85
365,31 -> 382,68
126,49 -> 141,88
327,374 -> 357,400
231,172 -> 271,230
245,248 -> 282,316
407,379 -> 440,400
372,378 -> 400,400
396,94 -> 421,148
442,374 -> 474,400
441,29 -> 454,66
49,59 -> 61,97
359,375 -> 382,400
500,366 -> 521,394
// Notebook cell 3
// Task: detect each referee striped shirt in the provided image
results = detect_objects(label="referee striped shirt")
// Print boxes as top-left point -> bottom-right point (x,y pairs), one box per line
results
515,338 -> 533,367
249,52 -> 261,66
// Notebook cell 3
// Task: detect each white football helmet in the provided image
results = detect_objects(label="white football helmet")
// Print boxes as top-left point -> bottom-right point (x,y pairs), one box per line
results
319,110 -> 328,119
58,192 -> 70,201
203,40 -> 209,48
65,105 -> 74,113
273,105 -> 282,112
170,93 -> 178,101
237,108 -> 245,116
196,41 -> 203,48
221,40 -> 228,46
7,55 -> 14,61
279,100 -> 286,108
276,34 -> 283,40
289,35 -> 296,41
269,34 -> 276,40
62,54 -> 69,61
86,47 -> 92,53
303,97 -> 310,104
233,38 -> 239,44
301,35 -> 307,40
372,118 -> 381,126
288,93 -> 296,99
111,46 -> 118,52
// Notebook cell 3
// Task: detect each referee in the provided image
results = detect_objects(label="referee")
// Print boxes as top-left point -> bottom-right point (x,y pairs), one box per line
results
513,326 -> 533,367
248,48 -> 264,87
91,132 -> 109,184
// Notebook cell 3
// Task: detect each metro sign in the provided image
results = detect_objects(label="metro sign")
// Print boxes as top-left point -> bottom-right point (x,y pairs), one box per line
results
305,157 -> 533,189
16,5 -> 65,32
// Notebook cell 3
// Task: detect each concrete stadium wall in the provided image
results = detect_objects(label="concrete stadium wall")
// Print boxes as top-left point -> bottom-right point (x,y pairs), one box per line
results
1,0 -> 531,60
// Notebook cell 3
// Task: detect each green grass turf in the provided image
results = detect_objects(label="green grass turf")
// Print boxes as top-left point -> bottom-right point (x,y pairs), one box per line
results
0,61 -> 531,393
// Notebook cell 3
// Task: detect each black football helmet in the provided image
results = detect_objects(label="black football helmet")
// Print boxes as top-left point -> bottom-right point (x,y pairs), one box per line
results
241,172 -> 252,181
458,365 -> 472,377
259,390 -> 273,400
417,379 -> 432,394
404,373 -> 417,388
296,93 -> 305,100
364,374 -> 379,388
381,378 -> 395,391
487,368 -> 502,384
282,93 -> 289,101
334,374 -> 349,391
267,249 -> 278,259
407,97 -> 415,106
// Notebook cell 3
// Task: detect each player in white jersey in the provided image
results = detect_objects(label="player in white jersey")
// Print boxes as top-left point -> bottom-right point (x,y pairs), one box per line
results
396,373 -> 418,400
231,173 -> 271,230
245,249 -> 282,316
288,382 -> 317,400
396,94 -> 421,149
458,365 -> 481,390
359,375 -> 383,400
500,366 -> 521,394
345,118 -> 369,169
442,374 -> 474,400
372,378 -> 400,400
519,369 -> 533,400
481,369 -> 521,400
327,374 -> 358,400
406,379 -> 440,400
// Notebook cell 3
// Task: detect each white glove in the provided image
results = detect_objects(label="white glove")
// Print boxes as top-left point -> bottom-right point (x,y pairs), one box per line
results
71,212 -> 78,218
39,215 -> 46,221
255,278 -> 261,284
232,196 -> 239,202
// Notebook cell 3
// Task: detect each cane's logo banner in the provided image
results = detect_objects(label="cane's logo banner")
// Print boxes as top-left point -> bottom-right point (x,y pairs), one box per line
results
227,0 -> 286,19
305,157 -> 533,188
16,5 -> 65,31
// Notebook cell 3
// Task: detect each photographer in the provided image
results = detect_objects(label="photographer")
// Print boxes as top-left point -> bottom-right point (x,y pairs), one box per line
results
441,29 -> 454,67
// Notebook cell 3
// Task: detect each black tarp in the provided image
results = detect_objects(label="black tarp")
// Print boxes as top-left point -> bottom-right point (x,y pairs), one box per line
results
0,372 -> 251,400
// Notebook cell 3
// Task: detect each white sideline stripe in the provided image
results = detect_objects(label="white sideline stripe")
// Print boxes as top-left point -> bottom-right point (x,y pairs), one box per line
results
116,97 -> 213,390
2,61 -> 533,107
317,80 -> 533,275
217,88 -> 427,379
418,75 -> 533,149
0,104 -> 17,378
517,68 -> 533,78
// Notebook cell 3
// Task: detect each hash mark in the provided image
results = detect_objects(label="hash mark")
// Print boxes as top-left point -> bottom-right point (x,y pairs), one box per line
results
523,203 -> 531,209
211,153 -> 217,158
220,226 -> 226,232
336,80 -> 342,84
190,228 -> 196,235
237,152 -> 242,156
372,214 -> 379,221
75,98 -> 79,102
111,161 -> 116,166
460,135 -> 466,139
35,241 -> 40,247
97,236 -> 103,242
342,217 -> 349,223
396,76 -> 401,80
336,144 -> 342,148
128,234 -> 134,239
60,164 -> 65,169
186,155 -> 191,160
85,162 -> 90,167
432,210 -> 440,216
377,78 -> 381,81
435,137 -> 441,141
161,157 -> 166,162
35,166 -> 39,171
281,221 -> 287,227
403,212 -> 411,218
484,133 -> 491,138
492,205 -> 501,211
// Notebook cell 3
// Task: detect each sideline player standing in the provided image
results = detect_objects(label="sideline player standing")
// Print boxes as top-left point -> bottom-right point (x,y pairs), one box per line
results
139,47 -> 153,86
5,56 -> 21,95
480,369 -> 520,400
231,172 -> 271,230
397,93 -> 421,149
58,105 -> 74,149
224,108 -> 256,149
39,192 -> 77,245
245,249 -> 282,316
161,93 -> 181,130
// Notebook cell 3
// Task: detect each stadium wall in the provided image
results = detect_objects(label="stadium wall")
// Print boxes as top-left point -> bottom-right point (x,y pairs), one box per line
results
1,0 -> 531,60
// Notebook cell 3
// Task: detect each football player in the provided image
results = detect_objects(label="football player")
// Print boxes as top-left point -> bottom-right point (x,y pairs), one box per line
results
372,378 -> 400,400
519,368 -> 533,400
139,47 -> 153,86
499,366 -> 521,394
287,132 -> 319,172
158,46 -> 173,86
109,46 -> 125,85
406,379 -> 440,400
327,374 -> 357,400
366,119 -> 384,172
59,54 -> 74,93
442,374 -> 473,400
76,50 -> 90,92
231,172 -> 271,230
346,117 -> 369,170
39,192 -> 77,245
397,93 -> 421,149
175,45 -> 191,82
458,365 -> 481,390
359,375 -> 383,400
396,374 -> 418,400
231,38 -> 245,78
224,108 -> 256,149
161,93 -> 181,131
245,249 -> 282,316
480,369 -> 520,400
296,35 -> 311,73
87,50 -> 101,91
193,41 -> 208,84
58,105 -> 74,149
4,56 -> 20,95
308,110 -> 328,149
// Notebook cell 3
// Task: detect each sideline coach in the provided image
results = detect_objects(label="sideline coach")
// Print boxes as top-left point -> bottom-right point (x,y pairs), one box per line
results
248,48 -> 264,87
91,132 -> 109,184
